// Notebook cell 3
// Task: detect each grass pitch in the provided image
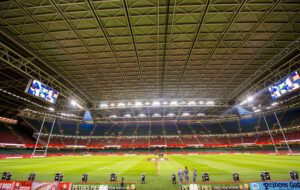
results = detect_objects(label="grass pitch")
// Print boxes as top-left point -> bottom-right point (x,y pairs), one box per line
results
0,154 -> 299,190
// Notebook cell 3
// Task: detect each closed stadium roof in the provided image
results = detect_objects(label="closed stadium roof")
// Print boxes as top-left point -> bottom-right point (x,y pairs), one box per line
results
0,0 -> 300,114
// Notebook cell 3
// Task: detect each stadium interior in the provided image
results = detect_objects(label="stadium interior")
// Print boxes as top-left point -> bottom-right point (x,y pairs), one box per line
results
0,0 -> 300,189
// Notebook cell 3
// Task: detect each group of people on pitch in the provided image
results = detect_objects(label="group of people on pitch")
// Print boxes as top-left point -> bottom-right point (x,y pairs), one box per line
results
172,167 -> 197,184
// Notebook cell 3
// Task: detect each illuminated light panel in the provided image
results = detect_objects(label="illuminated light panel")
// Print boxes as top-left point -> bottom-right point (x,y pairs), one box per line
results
170,101 -> 178,106
48,107 -> 55,112
182,112 -> 190,117
167,113 -> 175,117
206,101 -> 215,105
152,113 -> 161,117
70,100 -> 77,106
117,103 -> 125,107
247,96 -> 254,102
188,101 -> 196,105
152,101 -> 161,106
100,103 -> 108,108
124,114 -> 131,118
135,101 -> 143,107
138,113 -> 146,118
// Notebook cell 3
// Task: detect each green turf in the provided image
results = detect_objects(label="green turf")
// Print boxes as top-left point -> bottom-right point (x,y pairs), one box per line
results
0,154 -> 299,190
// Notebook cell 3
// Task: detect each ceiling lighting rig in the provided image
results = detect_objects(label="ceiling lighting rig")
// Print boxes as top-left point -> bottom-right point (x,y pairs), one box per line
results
98,99 -> 219,109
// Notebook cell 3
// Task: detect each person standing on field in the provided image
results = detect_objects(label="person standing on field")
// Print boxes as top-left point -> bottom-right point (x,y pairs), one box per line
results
184,166 -> 189,182
193,169 -> 197,183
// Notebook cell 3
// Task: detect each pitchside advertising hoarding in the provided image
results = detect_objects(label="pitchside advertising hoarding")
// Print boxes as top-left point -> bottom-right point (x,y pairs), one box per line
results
180,181 -> 300,190
0,181 -> 136,190
180,183 -> 250,190
71,183 -> 136,190
0,181 -> 72,190
249,181 -> 300,190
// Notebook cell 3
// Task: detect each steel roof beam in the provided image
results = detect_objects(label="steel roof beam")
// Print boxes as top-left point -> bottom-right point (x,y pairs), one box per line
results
0,42 -> 84,104
86,0 -> 129,92
121,0 -> 146,99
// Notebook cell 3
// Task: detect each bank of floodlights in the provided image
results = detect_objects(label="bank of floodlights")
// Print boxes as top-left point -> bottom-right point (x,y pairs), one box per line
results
261,171 -> 271,181
82,174 -> 88,182
1,172 -> 12,180
28,173 -> 36,181
290,171 -> 299,180
110,173 -> 117,182
232,172 -> 240,182
141,174 -> 146,184
54,173 -> 63,181
202,172 -> 209,182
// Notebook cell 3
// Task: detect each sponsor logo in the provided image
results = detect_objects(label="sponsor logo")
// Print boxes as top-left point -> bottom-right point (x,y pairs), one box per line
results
250,183 -> 259,190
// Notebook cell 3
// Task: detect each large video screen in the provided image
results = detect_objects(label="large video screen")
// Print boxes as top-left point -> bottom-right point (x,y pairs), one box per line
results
268,71 -> 300,100
25,79 -> 59,104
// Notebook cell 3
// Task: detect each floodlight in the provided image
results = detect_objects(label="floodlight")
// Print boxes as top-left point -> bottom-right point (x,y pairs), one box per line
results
254,109 -> 261,113
100,103 -> 108,108
54,173 -> 63,182
124,114 -> 131,118
2,172 -> 12,180
145,102 -> 150,105
135,101 -> 143,107
182,112 -> 190,117
171,174 -> 176,184
70,100 -> 77,106
109,115 -> 117,118
206,101 -> 215,105
261,171 -> 270,181
141,174 -> 146,184
247,96 -> 254,102
197,113 -> 205,117
48,107 -> 55,112
199,101 -> 204,104
110,173 -> 117,182
110,103 -> 115,107
170,101 -> 178,106
138,113 -> 146,118
152,113 -> 161,117
167,113 -> 175,117
117,103 -> 125,107
152,101 -> 161,106
162,101 -> 168,105
28,173 -> 36,181
271,102 -> 278,107
82,174 -> 88,182
202,172 -> 209,182
188,101 -> 196,105
232,173 -> 240,182
290,171 -> 299,180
